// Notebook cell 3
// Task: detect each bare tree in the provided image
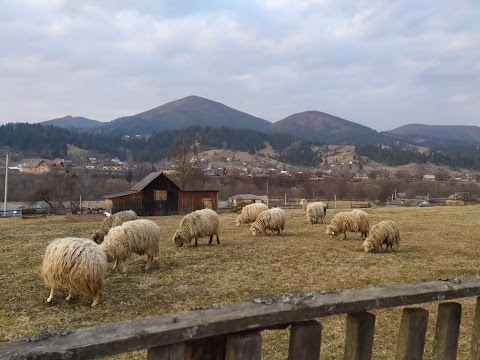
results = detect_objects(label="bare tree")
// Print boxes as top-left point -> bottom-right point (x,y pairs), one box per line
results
170,136 -> 199,190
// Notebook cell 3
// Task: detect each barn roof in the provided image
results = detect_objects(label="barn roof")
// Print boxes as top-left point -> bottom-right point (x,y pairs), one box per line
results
131,172 -> 181,191
103,190 -> 139,199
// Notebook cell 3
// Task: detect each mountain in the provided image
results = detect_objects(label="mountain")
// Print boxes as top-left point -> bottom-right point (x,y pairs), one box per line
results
387,124 -> 480,143
102,95 -> 271,134
40,116 -> 102,129
266,111 -> 381,144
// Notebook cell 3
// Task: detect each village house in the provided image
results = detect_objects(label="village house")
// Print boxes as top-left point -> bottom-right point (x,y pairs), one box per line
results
19,160 -> 52,174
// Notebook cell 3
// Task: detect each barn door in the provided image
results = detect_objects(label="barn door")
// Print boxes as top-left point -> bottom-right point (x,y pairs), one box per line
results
203,198 -> 213,209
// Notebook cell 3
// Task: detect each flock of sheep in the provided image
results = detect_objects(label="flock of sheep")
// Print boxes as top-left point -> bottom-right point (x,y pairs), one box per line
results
41,200 -> 400,307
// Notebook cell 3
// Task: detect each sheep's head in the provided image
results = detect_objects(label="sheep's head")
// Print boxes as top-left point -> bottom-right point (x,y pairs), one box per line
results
173,229 -> 186,247
250,223 -> 260,236
91,230 -> 104,244
235,216 -> 241,227
363,238 -> 375,253
325,225 -> 338,239
299,199 -> 307,210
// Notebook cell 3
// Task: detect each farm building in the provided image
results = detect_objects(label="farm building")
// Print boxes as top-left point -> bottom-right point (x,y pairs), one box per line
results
103,172 -> 218,216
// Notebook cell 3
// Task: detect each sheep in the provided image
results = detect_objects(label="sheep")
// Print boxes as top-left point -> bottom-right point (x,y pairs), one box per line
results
235,203 -> 269,227
41,237 -> 107,307
250,208 -> 286,236
325,209 -> 370,240
100,219 -> 160,271
173,208 -> 220,247
299,199 -> 327,224
91,210 -> 138,244
363,220 -> 400,253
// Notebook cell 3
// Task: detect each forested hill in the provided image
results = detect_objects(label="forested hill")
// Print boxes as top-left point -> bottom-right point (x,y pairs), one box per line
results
0,123 -> 323,167
2,122 -> 480,169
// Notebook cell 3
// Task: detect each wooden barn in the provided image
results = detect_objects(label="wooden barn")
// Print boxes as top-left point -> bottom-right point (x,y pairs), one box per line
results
103,172 -> 218,216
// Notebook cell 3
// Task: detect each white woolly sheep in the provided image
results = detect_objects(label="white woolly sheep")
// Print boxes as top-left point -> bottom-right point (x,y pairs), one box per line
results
363,220 -> 400,253
235,203 -> 269,226
101,219 -> 160,271
92,209 -> 137,244
325,209 -> 370,240
41,237 -> 107,307
250,208 -> 286,236
173,208 -> 220,247
299,199 -> 327,224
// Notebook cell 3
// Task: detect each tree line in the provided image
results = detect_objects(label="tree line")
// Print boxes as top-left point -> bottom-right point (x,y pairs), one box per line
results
0,123 -> 322,167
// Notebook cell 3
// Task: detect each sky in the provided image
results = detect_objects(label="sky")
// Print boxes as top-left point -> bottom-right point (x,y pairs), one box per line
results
0,0 -> 479,131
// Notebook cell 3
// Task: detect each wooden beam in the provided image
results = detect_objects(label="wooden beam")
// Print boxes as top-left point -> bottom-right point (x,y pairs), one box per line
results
225,332 -> 262,360
147,342 -> 185,360
1,278 -> 479,359
288,320 -> 322,360
395,308 -> 429,360
184,335 -> 225,360
471,297 -> 480,360
343,312 -> 375,360
432,302 -> 461,360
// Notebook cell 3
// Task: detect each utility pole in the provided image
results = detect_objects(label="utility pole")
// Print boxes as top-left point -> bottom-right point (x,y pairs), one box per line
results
3,152 -> 9,216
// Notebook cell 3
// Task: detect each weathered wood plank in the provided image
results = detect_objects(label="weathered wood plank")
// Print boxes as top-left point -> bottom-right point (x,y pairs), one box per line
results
343,312 -> 375,360
470,297 -> 480,360
147,342 -> 185,360
225,332 -> 262,360
395,308 -> 429,360
1,278 -> 479,359
184,335 -> 225,360
432,302 -> 461,360
288,320 -> 322,360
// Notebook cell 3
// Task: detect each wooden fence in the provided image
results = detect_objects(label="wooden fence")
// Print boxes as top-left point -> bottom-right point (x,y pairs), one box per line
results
2,278 -> 480,359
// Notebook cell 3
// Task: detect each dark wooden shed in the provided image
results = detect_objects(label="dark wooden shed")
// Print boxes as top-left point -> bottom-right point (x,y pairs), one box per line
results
103,172 -> 218,216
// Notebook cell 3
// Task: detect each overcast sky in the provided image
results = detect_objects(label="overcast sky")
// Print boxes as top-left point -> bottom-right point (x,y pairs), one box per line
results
1,0 -> 479,131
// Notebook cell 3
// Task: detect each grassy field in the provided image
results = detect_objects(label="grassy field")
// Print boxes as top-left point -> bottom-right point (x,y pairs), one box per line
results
1,204 -> 480,359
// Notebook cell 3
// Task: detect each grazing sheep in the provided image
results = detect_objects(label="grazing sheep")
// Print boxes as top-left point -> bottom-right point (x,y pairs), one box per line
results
299,199 -> 327,224
173,208 -> 220,247
235,203 -> 269,226
92,210 -> 138,244
41,237 -> 107,307
101,219 -> 160,271
326,209 -> 370,240
363,220 -> 400,253
250,208 -> 286,236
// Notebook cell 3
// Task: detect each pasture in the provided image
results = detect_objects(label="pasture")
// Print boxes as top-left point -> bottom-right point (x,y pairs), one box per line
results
1,205 -> 480,359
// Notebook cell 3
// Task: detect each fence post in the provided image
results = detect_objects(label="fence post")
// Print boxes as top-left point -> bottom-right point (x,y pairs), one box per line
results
395,308 -> 429,360
343,312 -> 376,360
225,331 -> 262,360
147,342 -> 185,360
432,302 -> 461,360
288,320 -> 322,360
470,297 -> 480,359
185,335 -> 226,360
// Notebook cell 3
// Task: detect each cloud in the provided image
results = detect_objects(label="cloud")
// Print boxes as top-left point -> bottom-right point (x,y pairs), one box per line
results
0,0 -> 478,131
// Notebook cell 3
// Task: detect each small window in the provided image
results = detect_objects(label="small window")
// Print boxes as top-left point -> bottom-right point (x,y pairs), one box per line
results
154,190 -> 167,201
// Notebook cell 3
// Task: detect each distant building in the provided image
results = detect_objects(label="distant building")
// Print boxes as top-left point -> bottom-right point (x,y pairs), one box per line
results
423,174 -> 436,181
19,160 -> 51,174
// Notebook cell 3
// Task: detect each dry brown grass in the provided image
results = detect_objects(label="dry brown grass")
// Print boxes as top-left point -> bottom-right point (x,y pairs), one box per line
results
1,205 -> 480,359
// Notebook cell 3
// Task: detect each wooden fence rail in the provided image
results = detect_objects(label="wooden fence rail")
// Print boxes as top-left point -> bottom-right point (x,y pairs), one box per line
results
2,278 -> 480,359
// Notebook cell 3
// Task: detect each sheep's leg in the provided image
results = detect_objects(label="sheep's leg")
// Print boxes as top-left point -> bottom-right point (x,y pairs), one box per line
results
47,288 -> 54,303
209,235 -> 213,244
66,289 -> 73,301
216,235 -> 220,244
91,291 -> 102,307
112,259 -> 118,270
343,232 -> 347,240
195,238 -> 198,247
145,255 -> 153,270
